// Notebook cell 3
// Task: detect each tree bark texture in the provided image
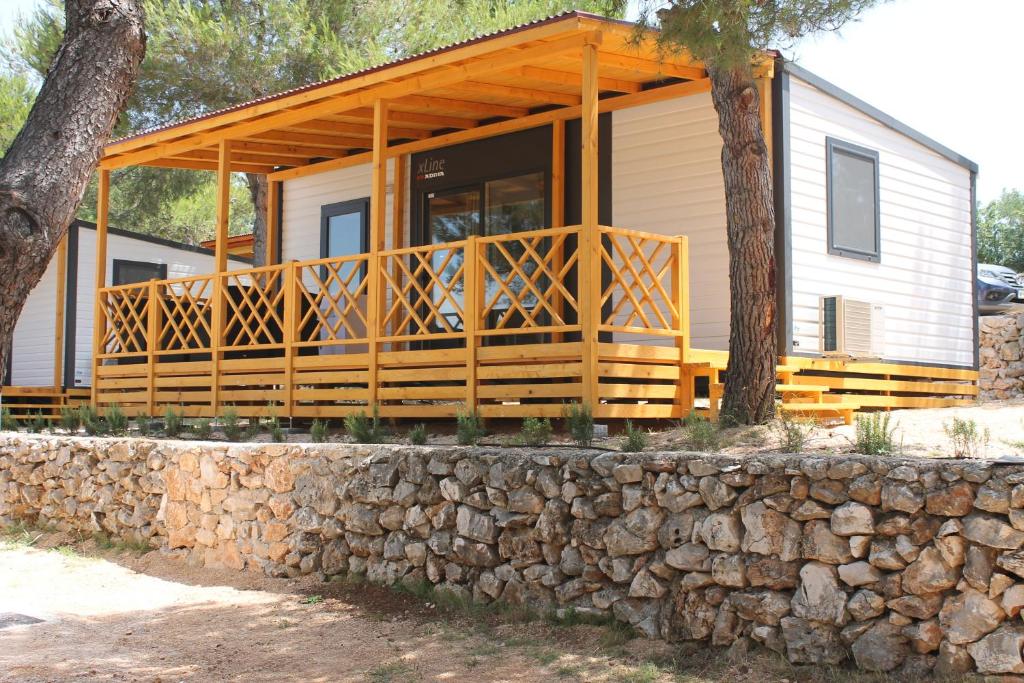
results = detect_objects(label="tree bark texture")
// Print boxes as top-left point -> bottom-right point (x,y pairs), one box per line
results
708,66 -> 778,424
0,0 -> 145,382
246,172 -> 268,266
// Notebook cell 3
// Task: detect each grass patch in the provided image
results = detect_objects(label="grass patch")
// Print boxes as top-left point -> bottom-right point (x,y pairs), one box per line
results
367,661 -> 413,683
301,594 -> 323,605
617,662 -> 662,683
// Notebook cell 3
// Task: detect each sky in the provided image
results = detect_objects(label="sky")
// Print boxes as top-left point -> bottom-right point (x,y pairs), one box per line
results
1,0 -> 1021,202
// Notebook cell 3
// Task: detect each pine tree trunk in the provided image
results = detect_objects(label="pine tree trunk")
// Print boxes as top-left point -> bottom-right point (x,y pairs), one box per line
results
708,66 -> 778,424
246,172 -> 268,266
0,0 -> 145,381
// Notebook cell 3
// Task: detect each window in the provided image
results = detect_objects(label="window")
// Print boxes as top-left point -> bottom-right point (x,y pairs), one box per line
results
826,137 -> 881,262
320,198 -> 369,292
112,259 -> 167,285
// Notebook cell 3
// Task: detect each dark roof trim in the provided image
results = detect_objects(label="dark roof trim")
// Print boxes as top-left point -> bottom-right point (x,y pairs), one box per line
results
781,61 -> 978,173
73,220 -> 252,264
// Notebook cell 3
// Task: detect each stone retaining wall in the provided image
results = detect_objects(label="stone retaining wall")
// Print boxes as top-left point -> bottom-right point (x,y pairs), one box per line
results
7,434 -> 1024,675
981,313 -> 1024,399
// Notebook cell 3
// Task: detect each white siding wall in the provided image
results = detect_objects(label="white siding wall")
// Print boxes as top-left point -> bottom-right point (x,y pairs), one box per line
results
281,158 -> 406,262
787,75 -> 974,367
612,93 -> 730,350
72,227 -> 238,387
10,258 -> 59,386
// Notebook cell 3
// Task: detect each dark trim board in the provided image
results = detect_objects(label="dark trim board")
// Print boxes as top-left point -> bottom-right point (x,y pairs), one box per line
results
781,61 -> 978,173
63,222 -> 80,390
824,136 -> 882,263
772,60 -> 793,357
112,259 -> 169,286
971,170 -> 980,371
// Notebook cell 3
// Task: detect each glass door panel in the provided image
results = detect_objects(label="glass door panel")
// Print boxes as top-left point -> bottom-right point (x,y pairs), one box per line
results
428,188 -> 480,332
320,199 -> 368,353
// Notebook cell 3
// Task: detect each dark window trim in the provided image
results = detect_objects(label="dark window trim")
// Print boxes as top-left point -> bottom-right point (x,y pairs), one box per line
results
111,258 -> 168,286
62,222 -> 80,389
772,59 -> 793,356
826,136 -> 881,263
319,198 -> 370,282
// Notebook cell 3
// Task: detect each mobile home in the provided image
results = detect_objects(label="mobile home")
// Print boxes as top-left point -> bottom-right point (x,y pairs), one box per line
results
2,220 -> 247,419
84,12 -> 978,424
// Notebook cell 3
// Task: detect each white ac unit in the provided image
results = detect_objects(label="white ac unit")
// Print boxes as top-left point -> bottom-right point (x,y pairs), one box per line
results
819,296 -> 885,359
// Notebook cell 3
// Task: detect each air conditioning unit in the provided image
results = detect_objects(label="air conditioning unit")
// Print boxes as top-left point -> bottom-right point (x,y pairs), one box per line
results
819,296 -> 885,358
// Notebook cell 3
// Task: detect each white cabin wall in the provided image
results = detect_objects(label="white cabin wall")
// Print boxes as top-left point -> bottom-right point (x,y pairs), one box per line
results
9,257 -> 59,387
786,74 -> 975,367
611,93 -> 730,350
280,158 -> 406,262
72,227 -> 240,387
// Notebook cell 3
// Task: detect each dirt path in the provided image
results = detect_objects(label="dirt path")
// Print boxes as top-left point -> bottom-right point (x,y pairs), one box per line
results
0,534 -> 944,683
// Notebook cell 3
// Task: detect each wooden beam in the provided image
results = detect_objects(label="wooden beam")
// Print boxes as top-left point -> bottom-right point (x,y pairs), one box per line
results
550,120 -> 565,344
52,234 -> 67,388
228,140 -> 347,159
391,94 -> 528,119
338,108 -> 480,130
367,100 -> 388,409
266,179 -> 281,265
757,77 -> 773,168
267,78 -> 712,182
214,140 -> 232,274
514,65 -> 642,94
449,81 -> 581,107
283,119 -> 430,140
580,42 -> 599,410
598,52 -> 705,80
139,157 -> 275,174
174,149 -> 317,166
90,169 -> 110,407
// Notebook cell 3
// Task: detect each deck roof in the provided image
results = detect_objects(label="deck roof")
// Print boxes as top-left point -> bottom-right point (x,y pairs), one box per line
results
99,12 -> 729,176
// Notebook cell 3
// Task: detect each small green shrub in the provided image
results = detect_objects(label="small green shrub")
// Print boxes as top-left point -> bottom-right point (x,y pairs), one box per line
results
28,411 -> 50,433
679,408 -> 703,428
520,416 -> 553,447
79,404 -> 104,435
772,409 -> 816,453
221,405 -> 243,441
105,404 -> 128,435
681,414 -> 720,452
310,419 -> 329,443
60,406 -> 80,432
621,419 -> 647,452
135,416 -> 152,437
563,402 -> 593,448
409,423 -> 427,446
245,417 -> 261,441
944,416 -> 989,459
345,406 -> 386,444
456,407 -> 485,446
1,407 -> 18,431
267,404 -> 284,443
854,412 -> 899,455
193,417 -> 213,440
164,405 -> 184,438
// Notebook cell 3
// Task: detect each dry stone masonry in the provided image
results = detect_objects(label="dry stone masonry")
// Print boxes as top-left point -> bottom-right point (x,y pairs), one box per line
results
7,434 -> 1024,675
981,313 -> 1024,399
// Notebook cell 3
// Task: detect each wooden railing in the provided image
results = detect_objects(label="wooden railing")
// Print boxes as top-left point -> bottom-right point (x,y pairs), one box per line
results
94,224 -> 689,416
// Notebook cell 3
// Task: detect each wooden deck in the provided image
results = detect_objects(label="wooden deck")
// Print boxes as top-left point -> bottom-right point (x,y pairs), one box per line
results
0,386 -> 90,421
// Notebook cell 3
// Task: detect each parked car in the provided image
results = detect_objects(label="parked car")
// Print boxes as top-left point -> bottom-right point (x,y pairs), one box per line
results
979,263 -> 1023,314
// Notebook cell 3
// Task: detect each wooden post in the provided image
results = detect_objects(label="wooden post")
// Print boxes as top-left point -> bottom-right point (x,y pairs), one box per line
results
210,140 -> 231,416
756,77 -> 773,168
283,260 -> 297,418
550,120 -> 565,343
53,235 -> 67,389
390,155 -> 405,344
580,40 -> 600,411
465,236 -> 478,411
266,179 -> 281,266
90,169 -> 110,408
146,278 -> 159,416
367,100 -> 388,410
674,236 -> 692,415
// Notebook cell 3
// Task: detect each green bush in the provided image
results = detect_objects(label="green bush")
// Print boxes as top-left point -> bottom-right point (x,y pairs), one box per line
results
520,416 -> 552,447
681,414 -> 720,453
621,419 -> 647,452
60,406 -> 80,432
1,407 -> 18,431
164,406 -> 184,438
221,405 -> 243,441
79,404 -> 104,435
193,417 -> 213,440
772,409 -> 815,453
345,406 -> 386,444
944,416 -> 989,459
310,419 -> 329,443
28,411 -> 50,433
854,412 -> 899,455
456,407 -> 485,446
267,404 -> 284,443
105,404 -> 128,435
409,423 -> 427,446
135,416 -> 152,437
563,402 -> 593,448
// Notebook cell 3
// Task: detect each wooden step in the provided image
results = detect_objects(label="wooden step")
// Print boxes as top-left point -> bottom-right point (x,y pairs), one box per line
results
779,401 -> 860,426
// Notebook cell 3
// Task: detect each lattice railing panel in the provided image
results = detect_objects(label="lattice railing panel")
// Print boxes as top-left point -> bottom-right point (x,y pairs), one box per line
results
222,267 -> 286,347
100,284 -> 150,356
380,242 -> 467,340
158,276 -> 213,352
478,226 -> 580,333
598,227 -> 681,336
295,255 -> 370,345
